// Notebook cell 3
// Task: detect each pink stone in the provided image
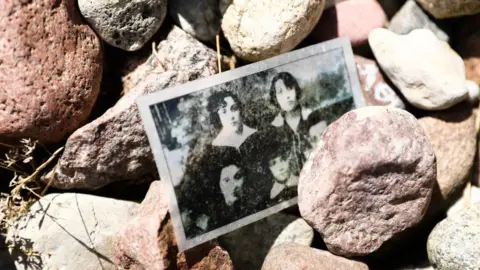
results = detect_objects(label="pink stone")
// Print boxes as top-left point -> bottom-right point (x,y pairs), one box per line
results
311,0 -> 387,47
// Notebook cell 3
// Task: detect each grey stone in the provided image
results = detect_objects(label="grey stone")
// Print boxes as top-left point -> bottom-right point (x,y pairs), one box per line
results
299,106 -> 436,257
389,0 -> 449,42
369,28 -> 468,110
45,72 -> 178,190
78,0 -> 167,51
416,0 -> 480,19
123,26 -> 218,93
261,243 -> 369,270
169,0 -> 223,41
46,27 -> 218,190
221,0 -> 326,62
427,202 -> 480,270
7,193 -> 138,270
220,213 -> 314,270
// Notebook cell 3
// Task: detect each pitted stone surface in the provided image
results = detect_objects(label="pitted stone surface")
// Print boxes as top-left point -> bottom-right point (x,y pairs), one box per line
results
0,0 -> 103,143
78,0 -> 167,51
299,106 -> 436,256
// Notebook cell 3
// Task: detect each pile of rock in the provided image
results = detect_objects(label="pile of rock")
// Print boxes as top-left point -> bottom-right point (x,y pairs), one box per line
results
1,0 -> 480,269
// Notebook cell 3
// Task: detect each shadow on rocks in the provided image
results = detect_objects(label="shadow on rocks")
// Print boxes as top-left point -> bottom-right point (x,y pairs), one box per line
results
0,233 -> 18,270
361,180 -> 445,269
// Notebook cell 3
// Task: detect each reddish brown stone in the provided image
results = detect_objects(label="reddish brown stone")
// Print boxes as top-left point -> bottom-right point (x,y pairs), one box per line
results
418,103 -> 477,214
177,242 -> 234,270
0,0 -> 103,143
115,181 -> 176,270
114,181 -> 233,270
298,107 -> 436,257
262,243 -> 369,270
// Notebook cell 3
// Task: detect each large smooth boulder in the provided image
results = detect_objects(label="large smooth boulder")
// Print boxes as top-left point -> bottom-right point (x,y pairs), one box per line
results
427,202 -> 480,269
299,106 -> 436,256
416,0 -> 480,19
261,243 -> 369,270
7,193 -> 138,270
221,0 -> 325,62
369,28 -> 468,110
0,0 -> 103,143
45,26 -> 218,190
78,0 -> 167,51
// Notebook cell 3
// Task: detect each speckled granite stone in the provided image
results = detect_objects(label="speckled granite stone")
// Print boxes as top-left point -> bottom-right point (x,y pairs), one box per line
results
427,202 -> 480,270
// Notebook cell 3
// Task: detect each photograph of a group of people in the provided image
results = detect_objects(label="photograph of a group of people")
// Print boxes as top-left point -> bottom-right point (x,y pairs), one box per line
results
150,49 -> 356,239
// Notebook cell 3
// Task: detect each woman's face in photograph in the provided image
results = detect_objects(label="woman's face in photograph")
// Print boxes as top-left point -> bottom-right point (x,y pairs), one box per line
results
219,165 -> 244,205
269,155 -> 290,183
217,96 -> 241,131
275,80 -> 297,112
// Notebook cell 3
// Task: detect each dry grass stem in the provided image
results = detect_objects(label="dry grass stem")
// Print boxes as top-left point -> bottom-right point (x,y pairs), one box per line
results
216,34 -> 222,73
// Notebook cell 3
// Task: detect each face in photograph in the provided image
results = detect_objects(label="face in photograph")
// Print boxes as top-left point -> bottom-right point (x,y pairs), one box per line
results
275,80 -> 298,112
269,154 -> 291,183
217,96 -> 242,133
219,164 -> 244,206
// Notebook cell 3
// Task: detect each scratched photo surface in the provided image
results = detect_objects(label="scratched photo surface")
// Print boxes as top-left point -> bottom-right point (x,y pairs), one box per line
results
149,47 -> 356,240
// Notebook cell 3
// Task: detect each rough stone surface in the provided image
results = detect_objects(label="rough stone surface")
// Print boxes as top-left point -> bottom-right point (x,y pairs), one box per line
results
311,0 -> 386,47
221,213 -> 314,270
114,181 -> 176,269
261,243 -> 369,270
416,0 -> 480,19
298,106 -> 436,256
46,27 -> 218,190
447,186 -> 480,217
221,0 -> 325,62
122,25 -> 218,93
388,0 -> 449,42
418,104 -> 476,211
7,193 -> 138,270
0,0 -> 103,143
115,181 -> 234,270
45,72 -> 177,190
78,0 -> 167,51
369,28 -> 468,110
177,241 -> 234,270
427,202 -> 480,270
355,55 -> 405,109
169,0 -> 223,41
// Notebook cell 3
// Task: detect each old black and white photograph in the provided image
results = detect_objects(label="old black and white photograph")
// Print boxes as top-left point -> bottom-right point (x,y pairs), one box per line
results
137,38 -> 364,251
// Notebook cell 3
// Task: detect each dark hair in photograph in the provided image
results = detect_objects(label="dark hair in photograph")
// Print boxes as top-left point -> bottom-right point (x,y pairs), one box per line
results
207,91 -> 244,130
262,132 -> 291,167
269,72 -> 302,109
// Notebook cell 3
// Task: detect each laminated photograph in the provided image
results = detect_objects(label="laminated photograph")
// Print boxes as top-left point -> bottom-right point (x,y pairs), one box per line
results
137,37 -> 365,251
